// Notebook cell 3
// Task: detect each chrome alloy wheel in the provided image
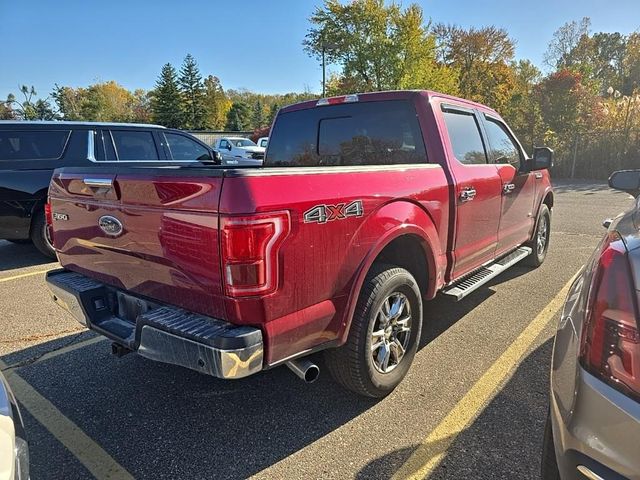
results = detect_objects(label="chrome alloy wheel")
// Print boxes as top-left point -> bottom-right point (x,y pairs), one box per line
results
371,292 -> 412,374
537,215 -> 549,256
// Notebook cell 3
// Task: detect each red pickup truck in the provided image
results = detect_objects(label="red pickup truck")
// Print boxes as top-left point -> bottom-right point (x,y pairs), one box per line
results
46,90 -> 553,397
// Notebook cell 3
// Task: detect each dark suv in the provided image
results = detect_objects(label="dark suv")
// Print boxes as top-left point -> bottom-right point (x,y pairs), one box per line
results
0,121 -> 219,257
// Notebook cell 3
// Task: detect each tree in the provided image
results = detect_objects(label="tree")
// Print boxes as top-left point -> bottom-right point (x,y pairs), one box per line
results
151,63 -> 183,128
131,89 -> 153,124
503,60 -> 543,151
303,0 -> 457,94
80,81 -> 136,122
225,101 -> 252,131
434,24 -> 516,111
179,54 -> 206,129
251,99 -> 266,129
203,75 -> 230,129
0,103 -> 15,120
51,84 -> 85,120
543,17 -> 591,69
6,86 -> 57,120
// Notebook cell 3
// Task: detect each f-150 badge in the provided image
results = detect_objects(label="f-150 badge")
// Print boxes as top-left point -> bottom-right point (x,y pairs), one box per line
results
303,200 -> 363,224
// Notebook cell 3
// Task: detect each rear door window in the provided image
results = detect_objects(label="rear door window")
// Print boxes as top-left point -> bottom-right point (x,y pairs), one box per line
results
483,117 -> 523,166
442,110 -> 487,165
110,130 -> 159,161
164,133 -> 211,161
266,100 -> 426,166
0,130 -> 70,160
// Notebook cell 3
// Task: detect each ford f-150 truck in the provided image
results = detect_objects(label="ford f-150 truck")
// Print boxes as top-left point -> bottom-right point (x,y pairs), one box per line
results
45,90 -> 553,397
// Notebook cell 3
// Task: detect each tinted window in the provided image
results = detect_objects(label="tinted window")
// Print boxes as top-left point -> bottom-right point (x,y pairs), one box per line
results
259,138 -> 268,147
164,133 -> 211,161
111,130 -> 159,161
442,110 -> 487,165
266,100 -> 426,166
484,118 -> 522,166
0,130 -> 70,160
219,139 -> 228,149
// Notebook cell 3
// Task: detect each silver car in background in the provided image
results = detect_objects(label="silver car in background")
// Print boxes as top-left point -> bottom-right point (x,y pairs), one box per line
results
544,170 -> 640,480
0,372 -> 28,480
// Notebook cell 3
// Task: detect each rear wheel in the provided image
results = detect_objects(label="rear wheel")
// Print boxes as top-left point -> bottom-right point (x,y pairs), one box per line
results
525,204 -> 550,268
30,210 -> 56,259
325,264 -> 422,398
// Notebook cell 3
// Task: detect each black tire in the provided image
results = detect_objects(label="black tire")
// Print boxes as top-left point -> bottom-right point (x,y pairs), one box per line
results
541,412 -> 561,480
325,264 -> 423,398
525,204 -> 551,268
30,210 -> 56,259
6,239 -> 31,244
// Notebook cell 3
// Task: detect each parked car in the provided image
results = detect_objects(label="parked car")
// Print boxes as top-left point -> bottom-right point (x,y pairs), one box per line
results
0,121 -> 219,258
46,90 -> 553,397
543,169 -> 640,480
213,136 -> 265,165
257,136 -> 269,148
0,372 -> 29,480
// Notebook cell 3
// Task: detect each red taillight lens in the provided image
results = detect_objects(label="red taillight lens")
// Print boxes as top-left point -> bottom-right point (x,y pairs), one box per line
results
44,203 -> 53,225
580,233 -> 640,400
221,211 -> 290,297
44,202 -> 54,244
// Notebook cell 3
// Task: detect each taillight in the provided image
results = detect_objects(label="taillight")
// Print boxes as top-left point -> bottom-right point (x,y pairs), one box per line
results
44,203 -> 53,226
580,232 -> 640,401
220,211 -> 290,297
44,202 -> 54,244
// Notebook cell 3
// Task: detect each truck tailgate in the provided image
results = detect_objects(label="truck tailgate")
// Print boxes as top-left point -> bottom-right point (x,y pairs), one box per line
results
49,167 -> 226,319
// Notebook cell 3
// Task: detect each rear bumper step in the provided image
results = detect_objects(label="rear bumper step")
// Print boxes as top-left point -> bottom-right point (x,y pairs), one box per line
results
442,246 -> 532,301
46,269 -> 263,379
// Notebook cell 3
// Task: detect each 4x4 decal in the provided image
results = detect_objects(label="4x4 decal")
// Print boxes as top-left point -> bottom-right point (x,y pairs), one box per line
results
303,200 -> 364,224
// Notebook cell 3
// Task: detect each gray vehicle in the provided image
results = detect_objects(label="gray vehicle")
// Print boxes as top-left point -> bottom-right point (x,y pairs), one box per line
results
543,169 -> 640,480
0,372 -> 28,480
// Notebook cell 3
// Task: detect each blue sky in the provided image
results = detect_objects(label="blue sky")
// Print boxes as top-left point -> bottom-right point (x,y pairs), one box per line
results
1,0 -> 639,101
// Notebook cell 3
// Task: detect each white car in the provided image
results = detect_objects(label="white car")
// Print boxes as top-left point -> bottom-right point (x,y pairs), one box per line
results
0,372 -> 28,480
214,137 -> 265,166
257,137 -> 269,148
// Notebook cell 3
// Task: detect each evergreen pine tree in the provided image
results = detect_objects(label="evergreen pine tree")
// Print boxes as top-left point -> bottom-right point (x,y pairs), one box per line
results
151,63 -> 183,128
251,99 -> 266,129
179,54 -> 206,129
225,101 -> 252,131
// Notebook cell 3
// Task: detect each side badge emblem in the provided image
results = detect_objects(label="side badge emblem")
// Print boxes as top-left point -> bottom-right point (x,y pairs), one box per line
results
98,215 -> 123,237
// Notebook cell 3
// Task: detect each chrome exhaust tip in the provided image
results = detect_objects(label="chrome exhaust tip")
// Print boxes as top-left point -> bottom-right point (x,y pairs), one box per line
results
286,358 -> 320,383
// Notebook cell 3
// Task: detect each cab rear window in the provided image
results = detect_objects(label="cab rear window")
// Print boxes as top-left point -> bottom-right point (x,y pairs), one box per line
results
0,130 -> 71,160
265,100 -> 426,166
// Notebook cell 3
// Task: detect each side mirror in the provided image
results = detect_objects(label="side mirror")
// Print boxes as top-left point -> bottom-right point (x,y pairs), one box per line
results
531,147 -> 554,171
227,144 -> 232,151
609,169 -> 640,197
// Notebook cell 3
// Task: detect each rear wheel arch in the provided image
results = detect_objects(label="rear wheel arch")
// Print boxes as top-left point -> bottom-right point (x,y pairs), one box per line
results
338,208 -> 442,346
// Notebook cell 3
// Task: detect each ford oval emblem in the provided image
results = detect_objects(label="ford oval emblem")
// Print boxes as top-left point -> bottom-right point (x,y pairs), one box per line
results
98,215 -> 123,236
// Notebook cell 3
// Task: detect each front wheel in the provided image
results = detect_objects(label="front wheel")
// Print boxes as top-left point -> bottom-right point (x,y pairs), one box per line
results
325,264 -> 423,398
525,204 -> 550,268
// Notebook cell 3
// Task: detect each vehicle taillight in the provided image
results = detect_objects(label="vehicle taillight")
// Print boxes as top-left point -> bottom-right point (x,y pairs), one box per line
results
220,211 -> 290,297
44,202 -> 54,243
580,232 -> 640,401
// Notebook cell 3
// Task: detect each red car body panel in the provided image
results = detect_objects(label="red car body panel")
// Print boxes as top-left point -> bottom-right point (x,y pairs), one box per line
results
48,90 -> 553,366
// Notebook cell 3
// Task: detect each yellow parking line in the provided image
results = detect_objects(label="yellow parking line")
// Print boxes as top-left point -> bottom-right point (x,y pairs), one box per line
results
392,272 -> 578,480
0,269 -> 51,283
0,357 -> 134,479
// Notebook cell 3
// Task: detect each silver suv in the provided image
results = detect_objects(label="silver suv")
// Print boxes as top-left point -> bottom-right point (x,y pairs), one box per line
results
543,170 -> 640,479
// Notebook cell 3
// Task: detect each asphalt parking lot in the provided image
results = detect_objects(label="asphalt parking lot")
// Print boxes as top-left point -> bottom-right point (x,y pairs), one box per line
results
0,181 -> 634,480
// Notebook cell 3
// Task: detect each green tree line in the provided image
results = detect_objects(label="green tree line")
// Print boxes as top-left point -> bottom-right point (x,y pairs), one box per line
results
1,54 -> 316,133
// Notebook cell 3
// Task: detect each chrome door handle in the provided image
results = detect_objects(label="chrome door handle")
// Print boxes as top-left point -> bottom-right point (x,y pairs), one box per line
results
459,188 -> 477,202
83,178 -> 113,188
502,183 -> 516,194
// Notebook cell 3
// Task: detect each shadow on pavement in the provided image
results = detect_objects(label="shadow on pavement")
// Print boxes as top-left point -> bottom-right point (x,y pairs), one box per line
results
358,338 -> 553,479
0,260 -> 537,479
0,240 -> 55,271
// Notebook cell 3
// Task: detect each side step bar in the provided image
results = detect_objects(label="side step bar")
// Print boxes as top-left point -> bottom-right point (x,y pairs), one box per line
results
442,246 -> 532,301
